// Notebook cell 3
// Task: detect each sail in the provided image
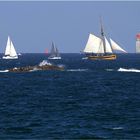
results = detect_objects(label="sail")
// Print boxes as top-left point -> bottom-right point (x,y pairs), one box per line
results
83,33 -> 104,53
50,42 -> 56,57
10,40 -> 18,57
105,37 -> 113,53
56,47 -> 60,57
5,36 -> 11,55
110,38 -> 127,53
49,42 -> 61,58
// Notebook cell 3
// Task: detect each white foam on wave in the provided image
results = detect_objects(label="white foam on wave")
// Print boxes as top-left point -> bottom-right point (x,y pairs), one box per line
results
39,60 -> 52,66
57,64 -> 65,68
118,68 -> 140,73
29,67 -> 39,72
67,69 -> 88,72
112,127 -> 123,130
0,70 -> 9,73
106,69 -> 114,71
82,57 -> 88,60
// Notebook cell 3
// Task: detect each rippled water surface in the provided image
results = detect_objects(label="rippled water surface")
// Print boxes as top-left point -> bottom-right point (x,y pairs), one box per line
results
0,53 -> 139,139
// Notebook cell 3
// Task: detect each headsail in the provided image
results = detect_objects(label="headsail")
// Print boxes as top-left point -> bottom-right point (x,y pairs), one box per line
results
10,40 -> 17,57
110,38 -> 127,53
104,37 -> 113,53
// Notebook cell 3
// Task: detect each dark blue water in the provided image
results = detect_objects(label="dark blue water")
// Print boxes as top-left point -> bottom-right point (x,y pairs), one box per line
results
0,53 -> 140,139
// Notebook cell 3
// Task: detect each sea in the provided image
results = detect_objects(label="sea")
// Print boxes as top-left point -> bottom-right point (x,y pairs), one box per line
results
0,53 -> 139,139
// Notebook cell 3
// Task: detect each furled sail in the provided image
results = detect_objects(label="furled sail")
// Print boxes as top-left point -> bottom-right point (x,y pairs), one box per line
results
110,38 -> 127,53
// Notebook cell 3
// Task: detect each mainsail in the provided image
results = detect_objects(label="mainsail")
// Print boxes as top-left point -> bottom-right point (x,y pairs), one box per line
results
49,42 -> 56,58
84,34 -> 104,53
5,36 -> 11,56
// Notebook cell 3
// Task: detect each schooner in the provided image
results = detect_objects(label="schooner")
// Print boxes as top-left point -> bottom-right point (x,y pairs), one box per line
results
83,21 -> 127,60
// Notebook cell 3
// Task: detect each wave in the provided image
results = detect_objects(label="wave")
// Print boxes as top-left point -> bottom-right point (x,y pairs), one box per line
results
82,57 -> 88,60
39,60 -> 52,66
67,69 -> 88,72
112,127 -> 123,130
0,70 -> 9,73
118,68 -> 140,73
29,67 -> 39,72
106,69 -> 114,71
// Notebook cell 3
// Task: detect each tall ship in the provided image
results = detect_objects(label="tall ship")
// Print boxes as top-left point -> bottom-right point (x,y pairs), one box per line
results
83,21 -> 127,60
3,36 -> 18,59
48,42 -> 61,60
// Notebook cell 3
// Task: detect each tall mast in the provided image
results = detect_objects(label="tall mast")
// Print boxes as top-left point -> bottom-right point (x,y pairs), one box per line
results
100,18 -> 106,54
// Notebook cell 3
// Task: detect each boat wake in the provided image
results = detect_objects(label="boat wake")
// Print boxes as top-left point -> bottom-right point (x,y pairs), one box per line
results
67,69 -> 88,72
0,70 -> 9,73
118,68 -> 140,73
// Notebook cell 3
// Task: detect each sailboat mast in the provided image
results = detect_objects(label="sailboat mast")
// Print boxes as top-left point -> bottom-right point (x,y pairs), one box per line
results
100,19 -> 106,54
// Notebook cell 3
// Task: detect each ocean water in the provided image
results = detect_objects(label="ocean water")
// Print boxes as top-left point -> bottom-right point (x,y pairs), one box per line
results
0,53 -> 140,139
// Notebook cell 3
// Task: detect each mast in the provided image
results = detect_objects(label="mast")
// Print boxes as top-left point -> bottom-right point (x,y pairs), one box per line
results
100,18 -> 106,54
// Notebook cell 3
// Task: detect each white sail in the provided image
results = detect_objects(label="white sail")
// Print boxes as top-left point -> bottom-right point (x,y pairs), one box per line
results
10,40 -> 18,57
110,38 -> 127,53
5,36 -> 11,55
3,36 -> 18,59
83,33 -> 104,53
105,37 -> 113,53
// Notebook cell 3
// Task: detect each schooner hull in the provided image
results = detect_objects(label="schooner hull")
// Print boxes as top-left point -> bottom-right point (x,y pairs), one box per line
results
88,54 -> 116,60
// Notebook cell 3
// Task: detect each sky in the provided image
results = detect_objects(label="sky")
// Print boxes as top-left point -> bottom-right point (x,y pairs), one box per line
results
0,1 -> 139,53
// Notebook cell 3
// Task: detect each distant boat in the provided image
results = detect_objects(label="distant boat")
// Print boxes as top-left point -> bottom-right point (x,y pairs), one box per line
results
2,36 -> 18,59
83,20 -> 127,60
48,42 -> 61,60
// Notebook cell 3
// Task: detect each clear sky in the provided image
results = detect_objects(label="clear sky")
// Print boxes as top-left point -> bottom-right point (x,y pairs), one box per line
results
0,1 -> 139,53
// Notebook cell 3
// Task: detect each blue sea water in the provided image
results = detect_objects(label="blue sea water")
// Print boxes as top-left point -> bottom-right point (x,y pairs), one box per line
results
0,53 -> 140,139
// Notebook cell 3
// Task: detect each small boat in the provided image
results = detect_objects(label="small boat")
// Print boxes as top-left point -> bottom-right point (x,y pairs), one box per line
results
48,42 -> 61,60
2,36 -> 18,59
83,20 -> 127,60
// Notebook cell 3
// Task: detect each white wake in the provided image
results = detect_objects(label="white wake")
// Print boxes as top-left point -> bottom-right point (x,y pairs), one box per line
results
118,68 -> 140,73
67,69 -> 88,72
0,70 -> 9,73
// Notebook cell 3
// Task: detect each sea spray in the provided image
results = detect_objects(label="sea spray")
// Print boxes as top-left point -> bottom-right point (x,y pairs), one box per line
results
39,60 -> 52,66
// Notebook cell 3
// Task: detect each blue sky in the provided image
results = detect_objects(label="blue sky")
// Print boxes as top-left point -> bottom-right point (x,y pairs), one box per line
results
0,1 -> 139,53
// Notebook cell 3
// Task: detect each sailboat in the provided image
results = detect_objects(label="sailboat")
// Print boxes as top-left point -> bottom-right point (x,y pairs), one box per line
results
83,21 -> 127,60
2,36 -> 18,59
48,42 -> 61,60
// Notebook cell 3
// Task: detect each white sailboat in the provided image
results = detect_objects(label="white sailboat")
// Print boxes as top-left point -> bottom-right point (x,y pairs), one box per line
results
3,36 -> 18,59
83,21 -> 127,60
48,42 -> 61,60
